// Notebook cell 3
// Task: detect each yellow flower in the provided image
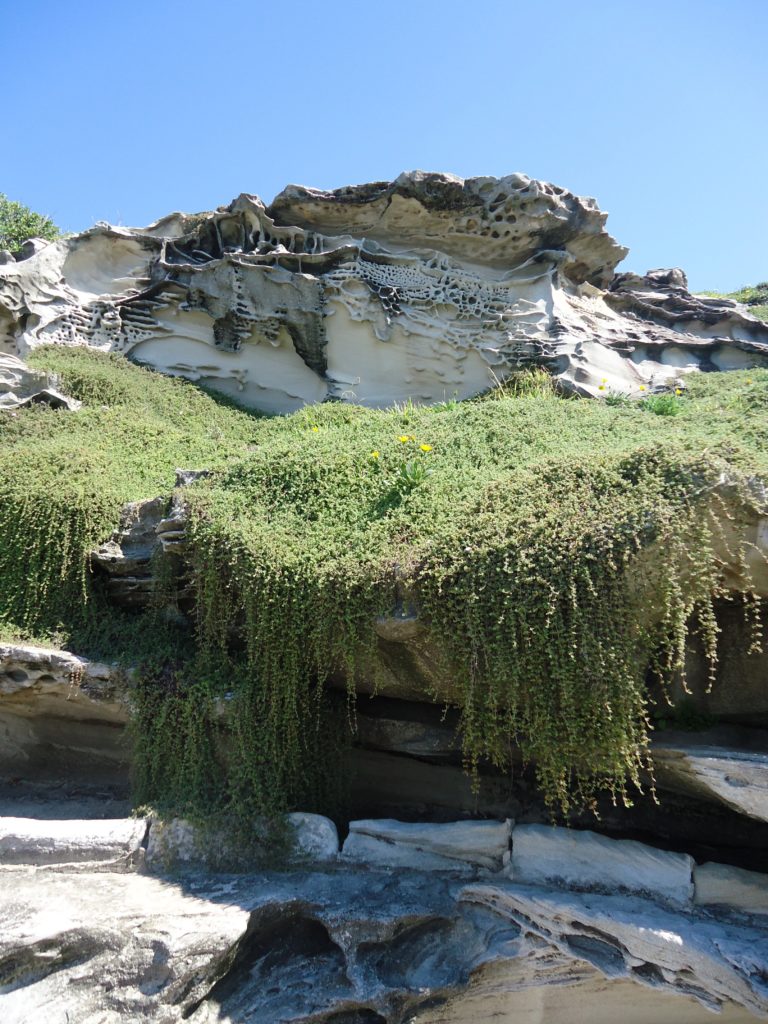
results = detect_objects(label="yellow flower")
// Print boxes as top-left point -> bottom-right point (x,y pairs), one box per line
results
370,450 -> 380,459
601,378 -> 608,383
311,425 -> 319,432
420,444 -> 433,452
674,388 -> 682,396
747,379 -> 754,384
398,435 -> 411,443
638,385 -> 646,391
598,385 -> 605,391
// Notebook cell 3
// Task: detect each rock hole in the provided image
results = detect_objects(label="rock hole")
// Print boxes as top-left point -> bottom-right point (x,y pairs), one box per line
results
190,908 -> 351,1019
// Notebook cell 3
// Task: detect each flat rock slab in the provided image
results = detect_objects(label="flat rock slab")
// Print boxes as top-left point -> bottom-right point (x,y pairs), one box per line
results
654,743 -> 768,822
510,824 -> 694,904
0,869 -> 251,1023
342,818 -> 512,873
0,816 -> 146,868
694,861 -> 768,916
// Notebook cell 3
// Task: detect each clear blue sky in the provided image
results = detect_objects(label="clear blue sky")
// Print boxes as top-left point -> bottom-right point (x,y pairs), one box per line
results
3,0 -> 766,292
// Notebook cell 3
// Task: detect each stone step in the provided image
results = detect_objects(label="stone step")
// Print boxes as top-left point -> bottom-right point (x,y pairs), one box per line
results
0,816 -> 147,870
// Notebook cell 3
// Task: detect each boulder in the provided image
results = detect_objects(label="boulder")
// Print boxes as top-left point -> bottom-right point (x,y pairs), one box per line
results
342,818 -> 512,874
510,824 -> 694,904
287,812 -> 339,862
145,813 -> 339,870
694,861 -> 768,916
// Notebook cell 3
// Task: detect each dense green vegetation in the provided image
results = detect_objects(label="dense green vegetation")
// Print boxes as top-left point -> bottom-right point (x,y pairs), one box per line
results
0,194 -> 60,255
1,348 -> 767,828
699,282 -> 768,322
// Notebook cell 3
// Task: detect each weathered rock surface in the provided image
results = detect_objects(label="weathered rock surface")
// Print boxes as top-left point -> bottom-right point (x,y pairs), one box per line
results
0,353 -> 80,411
653,740 -> 768,823
510,824 -> 694,904
1,864 -> 767,1023
342,818 -> 512,874
0,642 -> 130,787
694,861 -> 768,916
0,642 -> 128,718
3,172 -> 767,413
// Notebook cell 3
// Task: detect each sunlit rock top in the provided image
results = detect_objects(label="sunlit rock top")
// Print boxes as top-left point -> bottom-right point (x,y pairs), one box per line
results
2,170 -> 767,412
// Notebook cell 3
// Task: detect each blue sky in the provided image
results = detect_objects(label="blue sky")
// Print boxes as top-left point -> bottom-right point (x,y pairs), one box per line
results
3,0 -> 766,291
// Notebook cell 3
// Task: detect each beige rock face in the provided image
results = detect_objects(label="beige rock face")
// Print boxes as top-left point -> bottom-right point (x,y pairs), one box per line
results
2,172 -> 767,413
0,642 -> 130,787
412,968 -> 761,1024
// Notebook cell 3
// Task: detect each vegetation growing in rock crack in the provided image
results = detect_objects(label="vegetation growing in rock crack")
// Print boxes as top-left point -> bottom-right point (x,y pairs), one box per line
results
1,347 -> 766,832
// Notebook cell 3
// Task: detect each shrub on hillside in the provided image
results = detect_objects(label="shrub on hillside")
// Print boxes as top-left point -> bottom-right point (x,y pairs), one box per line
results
0,193 -> 59,255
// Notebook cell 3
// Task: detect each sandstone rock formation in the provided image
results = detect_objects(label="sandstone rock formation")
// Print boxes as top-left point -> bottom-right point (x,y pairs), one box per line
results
0,642 -> 130,787
2,640 -> 768,1019
2,171 -> 767,412
0,353 -> 80,411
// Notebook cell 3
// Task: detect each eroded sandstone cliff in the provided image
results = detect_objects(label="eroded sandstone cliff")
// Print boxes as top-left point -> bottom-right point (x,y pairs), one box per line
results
2,171 -> 767,411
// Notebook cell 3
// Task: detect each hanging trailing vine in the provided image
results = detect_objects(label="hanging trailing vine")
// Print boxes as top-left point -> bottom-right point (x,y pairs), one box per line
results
1,347 -> 766,825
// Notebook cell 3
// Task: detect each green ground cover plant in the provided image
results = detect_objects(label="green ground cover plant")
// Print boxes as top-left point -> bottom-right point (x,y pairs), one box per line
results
1,347 -> 767,829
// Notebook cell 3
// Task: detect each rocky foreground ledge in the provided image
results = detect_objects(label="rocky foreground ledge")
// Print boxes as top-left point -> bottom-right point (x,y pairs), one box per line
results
1,805 -> 767,1023
4,635 -> 768,1020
